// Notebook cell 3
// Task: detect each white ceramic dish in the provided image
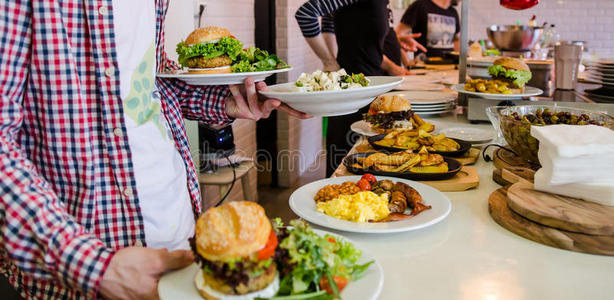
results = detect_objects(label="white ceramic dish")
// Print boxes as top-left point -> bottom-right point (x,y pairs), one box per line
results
157,68 -> 292,85
259,76 -> 402,116
451,84 -> 543,100
439,127 -> 495,144
412,105 -> 456,112
289,176 -> 451,233
381,91 -> 456,105
350,119 -> 447,136
158,228 -> 384,300
411,109 -> 454,116
394,83 -> 445,91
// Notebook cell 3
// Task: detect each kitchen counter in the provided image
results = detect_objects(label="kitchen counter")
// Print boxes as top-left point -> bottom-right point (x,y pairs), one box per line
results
324,113 -> 614,300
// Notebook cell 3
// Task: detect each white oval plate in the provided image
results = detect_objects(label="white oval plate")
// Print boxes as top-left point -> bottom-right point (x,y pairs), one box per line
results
259,76 -> 402,117
451,84 -> 543,100
439,127 -> 495,144
382,91 -> 456,105
156,68 -> 292,85
158,229 -> 384,300
289,176 -> 451,233
409,109 -> 454,116
350,119 -> 447,136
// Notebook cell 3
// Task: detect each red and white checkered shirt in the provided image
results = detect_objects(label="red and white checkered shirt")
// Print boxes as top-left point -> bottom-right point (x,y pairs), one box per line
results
0,1 -> 232,299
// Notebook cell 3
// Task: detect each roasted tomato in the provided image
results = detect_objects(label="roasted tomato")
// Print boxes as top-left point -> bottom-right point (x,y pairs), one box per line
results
257,231 -> 278,260
319,276 -> 349,294
356,179 -> 371,191
361,173 -> 376,182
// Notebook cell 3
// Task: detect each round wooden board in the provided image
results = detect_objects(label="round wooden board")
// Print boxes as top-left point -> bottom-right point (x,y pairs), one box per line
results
507,182 -> 614,236
493,148 -> 540,171
488,187 -> 614,256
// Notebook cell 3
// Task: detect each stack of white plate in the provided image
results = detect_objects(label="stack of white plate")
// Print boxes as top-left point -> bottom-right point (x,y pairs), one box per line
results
585,59 -> 614,102
382,91 -> 456,115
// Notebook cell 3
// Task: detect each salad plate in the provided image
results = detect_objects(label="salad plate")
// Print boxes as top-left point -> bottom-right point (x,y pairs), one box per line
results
158,228 -> 384,300
259,76 -> 402,116
451,84 -> 543,100
289,176 -> 451,233
157,68 -> 291,86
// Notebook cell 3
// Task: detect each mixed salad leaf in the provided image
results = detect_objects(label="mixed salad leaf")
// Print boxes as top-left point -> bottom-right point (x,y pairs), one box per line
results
259,219 -> 373,300
231,46 -> 290,73
488,64 -> 532,87
176,36 -> 243,67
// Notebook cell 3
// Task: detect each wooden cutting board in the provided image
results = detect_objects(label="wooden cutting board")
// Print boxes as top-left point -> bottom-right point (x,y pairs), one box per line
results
507,181 -> 614,236
488,187 -> 614,256
493,148 -> 540,171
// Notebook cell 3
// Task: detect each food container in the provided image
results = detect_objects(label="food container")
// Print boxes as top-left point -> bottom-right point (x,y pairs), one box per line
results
487,25 -> 543,51
497,105 -> 614,162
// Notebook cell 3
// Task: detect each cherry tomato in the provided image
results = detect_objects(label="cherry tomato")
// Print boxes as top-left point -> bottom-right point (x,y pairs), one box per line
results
257,231 -> 278,260
319,276 -> 349,294
361,173 -> 376,182
327,237 -> 336,244
356,179 -> 371,191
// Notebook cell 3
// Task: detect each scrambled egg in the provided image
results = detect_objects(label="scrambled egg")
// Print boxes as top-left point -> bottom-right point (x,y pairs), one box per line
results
316,191 -> 390,222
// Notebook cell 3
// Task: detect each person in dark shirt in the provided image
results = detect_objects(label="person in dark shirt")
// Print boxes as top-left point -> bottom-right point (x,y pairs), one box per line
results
396,0 -> 460,58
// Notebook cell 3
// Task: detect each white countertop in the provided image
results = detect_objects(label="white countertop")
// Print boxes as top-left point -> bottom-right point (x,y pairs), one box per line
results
318,113 -> 614,300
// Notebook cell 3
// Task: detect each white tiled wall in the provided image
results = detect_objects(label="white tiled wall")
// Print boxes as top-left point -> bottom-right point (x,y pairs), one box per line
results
392,0 -> 614,56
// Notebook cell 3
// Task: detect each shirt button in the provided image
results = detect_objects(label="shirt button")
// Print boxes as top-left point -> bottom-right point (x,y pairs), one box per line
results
98,6 -> 109,16
134,240 -> 143,247
105,67 -> 115,77
123,187 -> 133,198
113,127 -> 124,137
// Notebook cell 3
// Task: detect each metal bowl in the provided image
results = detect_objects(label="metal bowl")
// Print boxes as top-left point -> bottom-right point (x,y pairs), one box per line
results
487,25 -> 543,51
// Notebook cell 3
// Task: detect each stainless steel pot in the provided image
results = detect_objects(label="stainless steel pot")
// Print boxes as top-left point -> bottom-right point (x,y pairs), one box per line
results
487,25 -> 543,51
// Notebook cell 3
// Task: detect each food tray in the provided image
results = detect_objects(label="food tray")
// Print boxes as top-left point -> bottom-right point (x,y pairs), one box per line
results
343,152 -> 462,181
367,135 -> 472,157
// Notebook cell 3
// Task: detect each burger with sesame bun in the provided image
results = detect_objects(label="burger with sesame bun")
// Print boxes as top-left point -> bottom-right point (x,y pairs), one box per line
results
487,57 -> 532,93
363,95 -> 414,134
190,201 -> 279,299
176,26 -> 243,74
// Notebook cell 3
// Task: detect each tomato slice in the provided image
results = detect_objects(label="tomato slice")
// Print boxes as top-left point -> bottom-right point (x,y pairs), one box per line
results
257,231 -> 278,261
327,237 -> 336,244
319,276 -> 349,294
361,173 -> 376,182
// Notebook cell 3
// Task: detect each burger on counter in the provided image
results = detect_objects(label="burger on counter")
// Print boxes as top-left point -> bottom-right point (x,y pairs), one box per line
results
486,57 -> 532,93
191,201 -> 279,299
363,95 -> 414,134
176,26 -> 289,74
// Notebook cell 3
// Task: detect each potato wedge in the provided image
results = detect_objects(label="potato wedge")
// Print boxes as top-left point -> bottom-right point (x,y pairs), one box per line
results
410,162 -> 449,173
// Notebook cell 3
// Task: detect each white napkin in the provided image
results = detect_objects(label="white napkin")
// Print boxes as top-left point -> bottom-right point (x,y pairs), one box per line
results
534,169 -> 614,207
537,147 -> 614,185
531,124 -> 614,158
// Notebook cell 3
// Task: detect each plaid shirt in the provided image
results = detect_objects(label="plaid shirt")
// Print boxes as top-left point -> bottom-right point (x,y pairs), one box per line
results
0,0 -> 232,299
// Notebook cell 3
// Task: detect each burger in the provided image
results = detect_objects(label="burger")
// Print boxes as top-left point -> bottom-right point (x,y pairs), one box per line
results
487,57 -> 532,93
363,95 -> 414,134
191,201 -> 279,299
176,26 -> 243,74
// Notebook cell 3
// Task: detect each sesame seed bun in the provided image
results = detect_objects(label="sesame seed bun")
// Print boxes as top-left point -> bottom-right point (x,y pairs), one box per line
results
369,95 -> 412,113
195,201 -> 271,261
493,57 -> 530,72
185,26 -> 232,45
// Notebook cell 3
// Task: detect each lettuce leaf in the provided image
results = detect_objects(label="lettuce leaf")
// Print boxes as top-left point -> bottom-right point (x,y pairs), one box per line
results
488,64 -> 532,87
231,46 -> 289,72
176,36 -> 243,67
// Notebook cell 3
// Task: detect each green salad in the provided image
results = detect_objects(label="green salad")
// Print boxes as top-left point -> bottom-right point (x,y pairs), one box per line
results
232,46 -> 290,73
259,219 -> 373,300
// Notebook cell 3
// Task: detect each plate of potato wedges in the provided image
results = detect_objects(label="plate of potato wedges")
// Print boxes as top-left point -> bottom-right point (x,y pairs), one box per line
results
368,129 -> 471,157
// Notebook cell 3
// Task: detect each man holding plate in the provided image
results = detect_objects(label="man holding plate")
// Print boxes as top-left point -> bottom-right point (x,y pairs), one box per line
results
0,1 -> 308,299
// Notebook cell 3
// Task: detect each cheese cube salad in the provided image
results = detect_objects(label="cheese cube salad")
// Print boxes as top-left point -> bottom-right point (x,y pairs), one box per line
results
293,69 -> 370,92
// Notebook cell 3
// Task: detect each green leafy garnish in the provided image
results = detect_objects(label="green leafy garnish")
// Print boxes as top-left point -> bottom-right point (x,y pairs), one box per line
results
231,46 -> 289,72
176,36 -> 243,67
488,64 -> 532,87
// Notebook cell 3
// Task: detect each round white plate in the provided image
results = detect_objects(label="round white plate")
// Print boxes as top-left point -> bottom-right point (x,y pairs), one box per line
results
411,109 -> 454,116
585,74 -> 614,84
259,76 -> 402,117
439,127 -> 495,144
413,105 -> 455,112
394,83 -> 445,91
350,119 -> 447,136
412,103 -> 455,109
289,176 -> 451,233
381,91 -> 456,105
158,229 -> 384,300
157,68 -> 292,85
451,84 -> 543,100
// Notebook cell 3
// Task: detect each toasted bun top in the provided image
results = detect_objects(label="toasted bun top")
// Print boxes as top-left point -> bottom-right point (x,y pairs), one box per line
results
370,95 -> 411,113
195,201 -> 271,261
185,26 -> 232,45
493,57 -> 530,72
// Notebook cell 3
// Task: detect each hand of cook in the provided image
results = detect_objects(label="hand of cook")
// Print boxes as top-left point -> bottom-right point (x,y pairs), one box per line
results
100,247 -> 194,300
398,33 -> 427,53
226,77 -> 312,120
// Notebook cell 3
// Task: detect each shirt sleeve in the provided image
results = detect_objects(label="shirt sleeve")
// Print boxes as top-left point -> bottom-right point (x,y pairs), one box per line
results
295,0 -> 359,38
454,9 -> 460,35
321,14 -> 335,34
0,2 -> 114,297
400,1 -> 420,29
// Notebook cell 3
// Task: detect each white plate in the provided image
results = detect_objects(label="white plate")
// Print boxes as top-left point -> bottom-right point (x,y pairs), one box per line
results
381,91 -> 456,105
411,103 -> 455,109
157,68 -> 292,85
259,76 -> 402,117
158,229 -> 384,300
412,105 -> 456,112
350,119 -> 447,136
439,127 -> 495,144
411,109 -> 454,116
585,74 -> 614,84
451,84 -> 543,100
394,83 -> 445,91
289,176 -> 451,233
